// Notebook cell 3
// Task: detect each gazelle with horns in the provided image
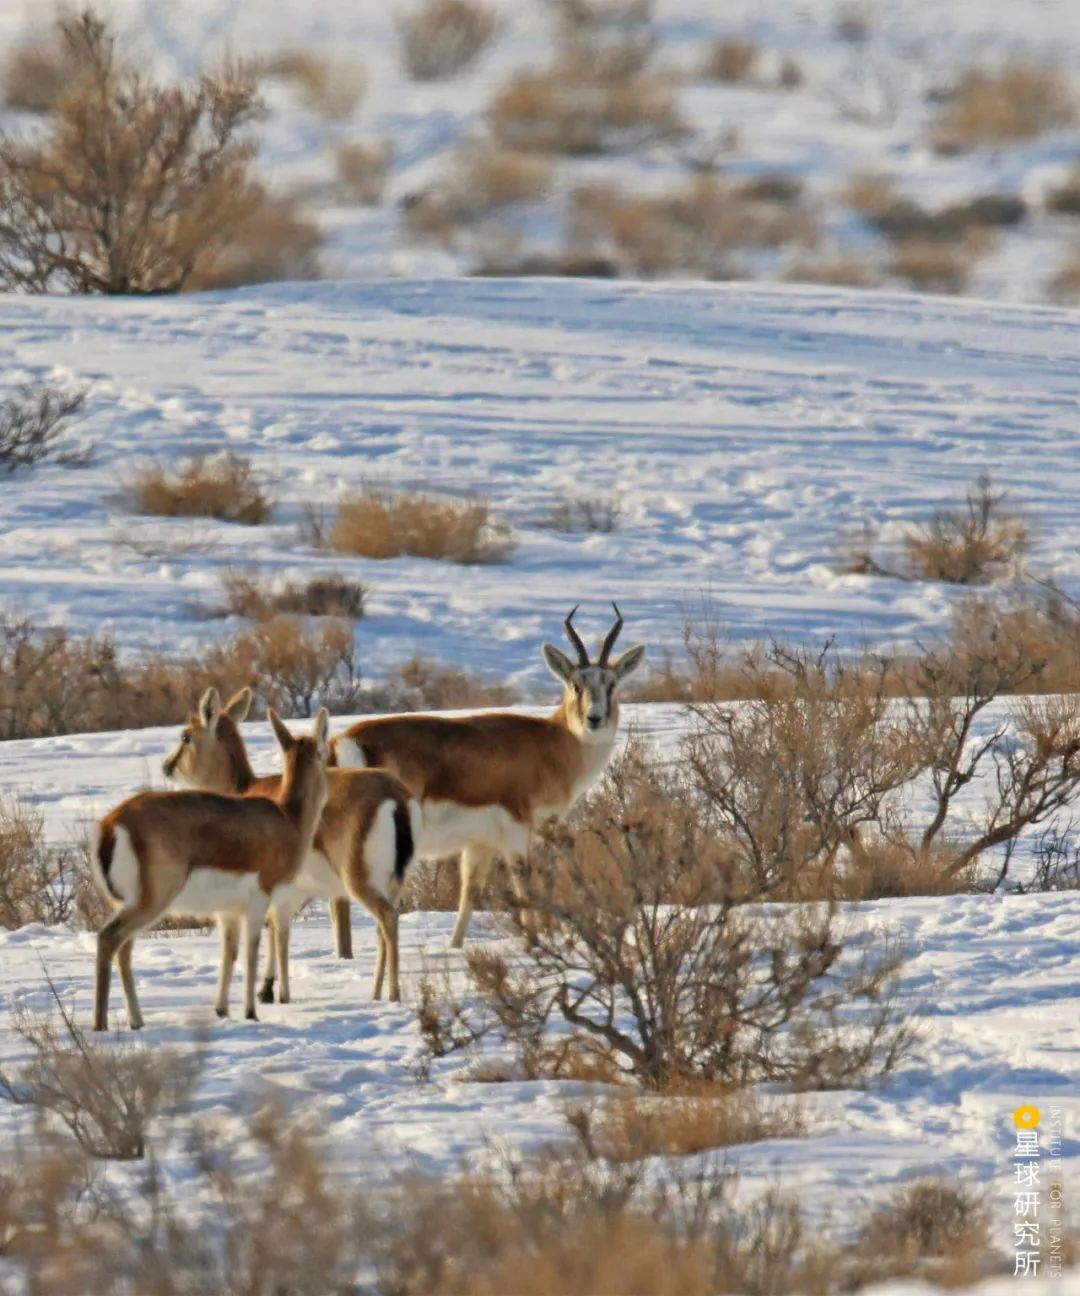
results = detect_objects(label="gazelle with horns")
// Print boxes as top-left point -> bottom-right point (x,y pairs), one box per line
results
163,687 -> 421,1003
331,604 -> 646,948
90,708 -> 329,1030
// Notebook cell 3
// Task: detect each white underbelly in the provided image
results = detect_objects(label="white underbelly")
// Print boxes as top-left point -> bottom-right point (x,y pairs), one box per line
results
168,868 -> 264,918
416,801 -> 529,858
292,849 -> 347,900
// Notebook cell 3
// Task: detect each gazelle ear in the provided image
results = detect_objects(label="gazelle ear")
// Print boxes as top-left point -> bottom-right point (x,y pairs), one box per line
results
224,686 -> 253,723
198,687 -> 221,729
543,644 -> 576,683
313,708 -> 329,760
612,643 -> 646,685
268,708 -> 295,753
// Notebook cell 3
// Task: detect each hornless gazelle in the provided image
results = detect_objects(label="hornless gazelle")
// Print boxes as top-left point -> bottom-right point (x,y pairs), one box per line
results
331,604 -> 646,948
163,687 -> 421,1003
90,708 -> 329,1031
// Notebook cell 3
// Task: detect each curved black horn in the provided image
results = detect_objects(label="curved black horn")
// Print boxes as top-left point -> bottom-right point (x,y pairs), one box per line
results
598,601 -> 624,665
564,604 -> 590,666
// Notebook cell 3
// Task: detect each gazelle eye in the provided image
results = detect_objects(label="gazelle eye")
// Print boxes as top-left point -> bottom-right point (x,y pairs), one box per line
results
181,733 -> 190,745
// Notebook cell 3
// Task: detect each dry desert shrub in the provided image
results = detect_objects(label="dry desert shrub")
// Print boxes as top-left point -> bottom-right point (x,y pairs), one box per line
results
0,797 -> 88,929
490,63 -> 683,155
399,0 -> 499,80
336,139 -> 393,205
0,380 -> 90,474
902,473 -> 1029,584
702,38 -> 759,84
190,193 -> 322,291
329,487 -> 515,564
0,990 -> 203,1160
931,61 -> 1075,151
2,30 -> 82,112
542,492 -> 622,532
0,608 -> 361,738
849,1179 -> 993,1289
569,174 -> 819,277
378,656 -> 518,710
220,569 -> 367,621
0,11 -> 297,295
420,741 -> 913,1091
127,454 -> 273,525
259,49 -> 364,119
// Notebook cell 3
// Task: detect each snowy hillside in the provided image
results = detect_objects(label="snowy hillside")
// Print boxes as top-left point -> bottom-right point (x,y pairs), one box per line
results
2,279 -> 1080,688
3,0 -> 1080,301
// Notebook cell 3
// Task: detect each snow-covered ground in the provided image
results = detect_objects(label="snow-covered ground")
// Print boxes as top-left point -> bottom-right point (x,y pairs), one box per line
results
2,279 -> 1080,685
2,0 -> 1080,301
0,704 -> 1077,1291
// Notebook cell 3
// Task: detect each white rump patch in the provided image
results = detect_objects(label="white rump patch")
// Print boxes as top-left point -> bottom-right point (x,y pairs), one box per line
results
366,799 -> 398,901
333,737 -> 367,768
95,824 -> 140,908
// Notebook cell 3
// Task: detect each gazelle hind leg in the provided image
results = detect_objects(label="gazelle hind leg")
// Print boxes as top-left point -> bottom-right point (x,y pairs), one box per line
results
117,940 -> 144,1030
94,907 -> 158,1031
242,894 -> 272,1021
449,843 -> 496,949
215,917 -> 240,1018
372,924 -> 386,1000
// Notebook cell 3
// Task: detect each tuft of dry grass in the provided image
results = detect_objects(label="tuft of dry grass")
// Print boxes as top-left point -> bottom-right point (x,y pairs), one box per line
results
380,656 -> 518,710
399,0 -> 499,81
404,141 -> 551,244
902,473 -> 1029,585
220,569 -> 367,621
328,488 -> 515,564
569,174 -> 819,277
1048,160 -> 1080,216
127,454 -> 273,525
784,255 -> 881,287
335,139 -> 393,205
490,64 -> 683,155
702,38 -> 759,84
1049,241 -> 1080,302
931,61 -> 1075,151
259,49 -> 365,119
889,238 -> 974,294
566,1089 -> 805,1161
842,171 -> 897,217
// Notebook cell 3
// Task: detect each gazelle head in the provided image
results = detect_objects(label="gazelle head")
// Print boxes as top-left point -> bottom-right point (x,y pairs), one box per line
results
269,705 -> 330,832
163,686 -> 255,791
543,603 -> 645,743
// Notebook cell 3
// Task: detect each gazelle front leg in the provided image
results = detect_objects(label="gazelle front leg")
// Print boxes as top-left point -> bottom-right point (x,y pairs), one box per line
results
449,843 -> 496,949
215,917 -> 240,1018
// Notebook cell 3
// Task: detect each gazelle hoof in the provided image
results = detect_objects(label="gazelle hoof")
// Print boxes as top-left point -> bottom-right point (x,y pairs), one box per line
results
245,1008 -> 259,1021
215,1007 -> 228,1019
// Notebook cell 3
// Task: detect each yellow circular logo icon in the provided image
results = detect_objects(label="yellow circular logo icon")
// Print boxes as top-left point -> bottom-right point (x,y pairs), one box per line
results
1014,1105 -> 1041,1129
